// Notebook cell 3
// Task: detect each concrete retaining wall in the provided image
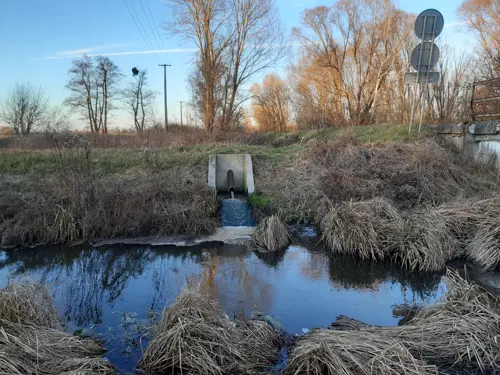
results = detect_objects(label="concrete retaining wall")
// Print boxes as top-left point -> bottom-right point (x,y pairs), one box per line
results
435,120 -> 500,168
208,154 -> 255,194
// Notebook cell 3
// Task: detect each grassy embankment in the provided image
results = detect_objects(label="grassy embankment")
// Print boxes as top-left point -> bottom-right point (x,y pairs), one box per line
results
0,125 -> 408,245
1,123 -> 500,271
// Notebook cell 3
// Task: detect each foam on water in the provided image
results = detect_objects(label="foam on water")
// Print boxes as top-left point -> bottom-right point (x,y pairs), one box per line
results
220,197 -> 256,227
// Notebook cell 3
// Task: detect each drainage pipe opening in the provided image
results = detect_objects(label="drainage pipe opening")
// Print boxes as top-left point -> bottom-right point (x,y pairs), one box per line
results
227,170 -> 235,199
227,170 -> 235,193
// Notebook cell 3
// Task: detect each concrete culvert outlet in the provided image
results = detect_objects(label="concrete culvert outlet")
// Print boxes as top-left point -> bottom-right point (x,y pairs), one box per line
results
208,154 -> 255,195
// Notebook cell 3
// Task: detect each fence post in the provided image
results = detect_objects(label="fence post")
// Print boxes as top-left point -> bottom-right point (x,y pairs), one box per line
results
470,81 -> 476,122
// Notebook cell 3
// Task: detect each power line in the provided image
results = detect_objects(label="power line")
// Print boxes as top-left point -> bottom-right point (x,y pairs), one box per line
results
123,0 -> 161,64
141,0 -> 169,62
144,0 -> 169,61
144,0 -> 167,45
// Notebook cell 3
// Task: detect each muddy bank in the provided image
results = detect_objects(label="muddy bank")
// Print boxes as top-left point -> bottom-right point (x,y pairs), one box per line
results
92,226 -> 255,247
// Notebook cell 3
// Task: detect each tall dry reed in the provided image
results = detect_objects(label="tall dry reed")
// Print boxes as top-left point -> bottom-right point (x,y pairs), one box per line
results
287,270 -> 500,374
138,287 -> 283,375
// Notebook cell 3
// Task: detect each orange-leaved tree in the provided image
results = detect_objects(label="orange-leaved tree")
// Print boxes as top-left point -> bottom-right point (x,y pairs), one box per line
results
251,73 -> 290,132
458,0 -> 500,78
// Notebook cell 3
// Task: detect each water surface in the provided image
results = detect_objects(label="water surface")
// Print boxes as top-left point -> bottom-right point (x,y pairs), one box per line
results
0,243 -> 447,373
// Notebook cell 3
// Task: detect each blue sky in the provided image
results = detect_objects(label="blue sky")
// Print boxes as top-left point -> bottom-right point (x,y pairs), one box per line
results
0,0 -> 472,129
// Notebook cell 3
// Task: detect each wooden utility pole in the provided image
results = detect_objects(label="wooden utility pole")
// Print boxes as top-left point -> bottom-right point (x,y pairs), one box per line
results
103,69 -> 108,134
179,101 -> 184,126
158,63 -> 171,130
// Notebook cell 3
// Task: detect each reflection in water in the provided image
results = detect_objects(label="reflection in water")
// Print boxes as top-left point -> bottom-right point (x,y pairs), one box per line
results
253,248 -> 287,268
63,248 -> 156,325
0,243 -> 447,373
328,256 -> 443,300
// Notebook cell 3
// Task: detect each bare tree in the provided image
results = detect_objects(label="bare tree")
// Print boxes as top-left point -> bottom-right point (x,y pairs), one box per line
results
65,56 -> 122,133
188,56 -> 227,132
293,0 -> 413,125
164,0 -> 286,132
458,0 -> 499,78
122,69 -> 157,133
43,106 -> 70,133
165,0 -> 231,132
0,82 -> 49,135
219,0 -> 287,129
252,73 -> 290,131
432,46 -> 474,122
96,57 -> 123,134
65,56 -> 100,133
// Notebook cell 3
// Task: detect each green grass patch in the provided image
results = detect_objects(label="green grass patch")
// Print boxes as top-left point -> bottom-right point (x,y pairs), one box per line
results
0,143 -> 304,176
248,193 -> 272,209
0,151 -> 61,174
354,123 -> 428,143
298,123 -> 428,144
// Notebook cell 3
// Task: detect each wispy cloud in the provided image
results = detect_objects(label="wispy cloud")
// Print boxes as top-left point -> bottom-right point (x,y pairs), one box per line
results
55,44 -> 130,57
32,47 -> 197,60
444,21 -> 466,28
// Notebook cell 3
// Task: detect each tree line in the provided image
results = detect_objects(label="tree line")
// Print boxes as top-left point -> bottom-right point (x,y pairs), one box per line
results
251,0 -> 499,131
1,0 -> 498,135
0,57 -> 157,136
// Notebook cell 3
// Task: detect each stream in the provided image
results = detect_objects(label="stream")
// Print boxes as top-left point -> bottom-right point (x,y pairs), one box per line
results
0,241 -> 468,373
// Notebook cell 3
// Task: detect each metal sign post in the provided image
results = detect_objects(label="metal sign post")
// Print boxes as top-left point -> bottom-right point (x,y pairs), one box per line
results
407,9 -> 444,134
418,20 -> 437,134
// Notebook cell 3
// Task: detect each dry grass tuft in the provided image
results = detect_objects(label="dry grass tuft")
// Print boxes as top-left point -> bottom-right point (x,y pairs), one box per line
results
0,320 -> 113,375
320,198 -> 401,261
0,283 -> 113,374
321,197 -> 500,272
392,270 -> 500,371
392,209 -> 457,272
320,199 -> 455,271
467,223 -> 500,270
330,315 -> 371,331
287,270 -> 500,374
252,215 -> 290,251
138,287 -> 283,375
433,197 -> 500,270
287,329 -> 437,375
0,283 -> 60,329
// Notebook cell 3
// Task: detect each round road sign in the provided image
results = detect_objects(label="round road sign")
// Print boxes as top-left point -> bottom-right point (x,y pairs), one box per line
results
410,42 -> 440,72
415,9 -> 444,41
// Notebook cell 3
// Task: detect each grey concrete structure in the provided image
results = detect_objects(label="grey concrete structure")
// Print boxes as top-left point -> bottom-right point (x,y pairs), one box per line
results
435,120 -> 500,168
208,154 -> 255,194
